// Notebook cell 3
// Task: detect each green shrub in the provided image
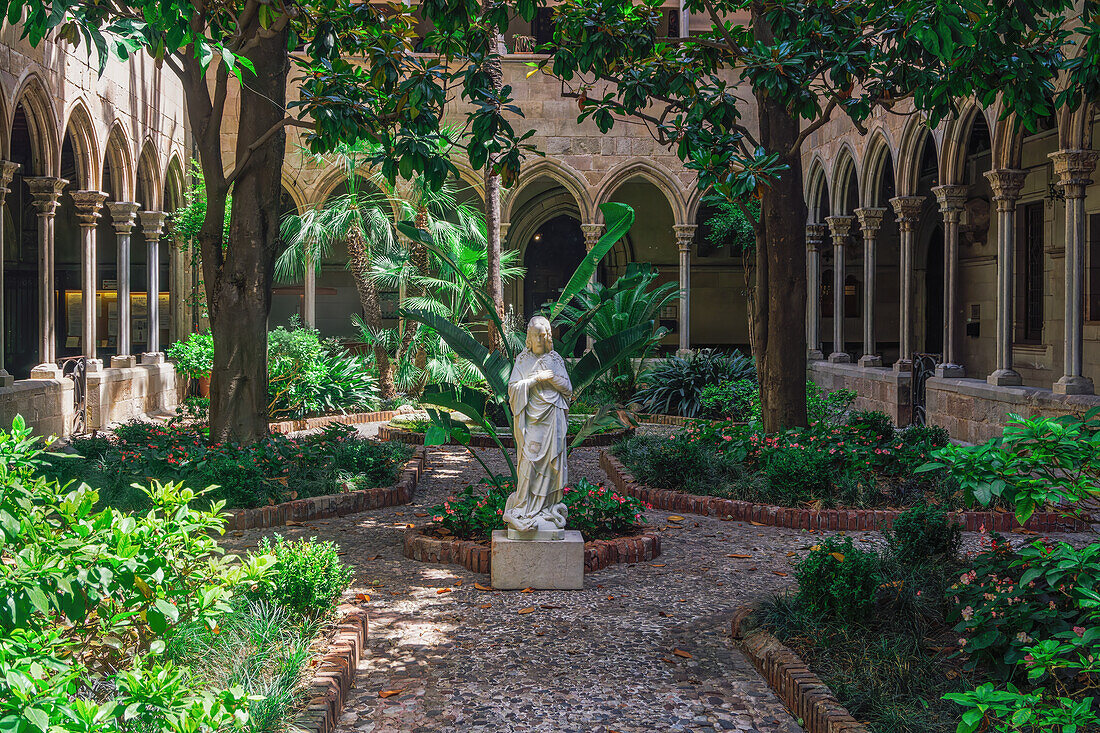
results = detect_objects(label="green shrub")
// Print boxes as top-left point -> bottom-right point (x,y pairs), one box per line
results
889,503 -> 961,564
251,536 -> 352,616
612,432 -> 750,498
166,330 -> 214,379
847,410 -> 895,442
807,381 -> 856,425
700,377 -> 758,421
635,349 -> 755,417
268,325 -> 378,420
759,444 -> 843,506
795,536 -> 880,622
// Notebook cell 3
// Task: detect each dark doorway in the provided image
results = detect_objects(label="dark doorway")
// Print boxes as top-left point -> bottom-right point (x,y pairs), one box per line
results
7,106 -> 40,378
924,225 -> 945,354
523,214 -> 585,320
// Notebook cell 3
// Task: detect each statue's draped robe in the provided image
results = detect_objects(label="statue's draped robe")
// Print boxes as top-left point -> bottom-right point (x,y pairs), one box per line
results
505,348 -> 573,531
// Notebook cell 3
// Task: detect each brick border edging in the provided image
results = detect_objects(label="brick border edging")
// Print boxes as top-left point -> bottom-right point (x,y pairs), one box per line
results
222,447 -> 427,530
731,605 -> 868,733
293,605 -> 369,733
377,424 -> 631,449
268,410 -> 399,435
599,450 -> 1091,533
402,527 -> 661,574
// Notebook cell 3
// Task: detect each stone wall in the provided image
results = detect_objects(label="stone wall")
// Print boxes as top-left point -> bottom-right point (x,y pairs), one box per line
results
87,364 -> 179,430
807,361 -> 912,426
0,379 -> 74,439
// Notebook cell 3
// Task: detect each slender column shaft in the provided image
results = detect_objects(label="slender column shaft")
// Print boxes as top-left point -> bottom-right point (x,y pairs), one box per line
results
674,224 -> 697,354
580,223 -> 603,351
0,161 -> 18,385
1051,150 -> 1100,394
139,211 -> 167,359
304,249 -> 317,328
826,216 -> 855,363
855,207 -> 886,367
889,196 -> 925,371
26,177 -> 67,373
108,202 -> 140,362
805,224 -> 827,360
932,185 -> 968,376
71,191 -> 109,364
984,170 -> 1027,386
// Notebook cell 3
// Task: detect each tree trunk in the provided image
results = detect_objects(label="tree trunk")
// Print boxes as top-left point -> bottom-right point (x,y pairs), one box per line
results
346,225 -> 396,400
203,25 -> 290,443
752,5 -> 808,432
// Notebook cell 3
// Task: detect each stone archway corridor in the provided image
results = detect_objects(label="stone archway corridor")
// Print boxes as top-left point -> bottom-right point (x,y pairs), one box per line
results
221,440 -> 807,733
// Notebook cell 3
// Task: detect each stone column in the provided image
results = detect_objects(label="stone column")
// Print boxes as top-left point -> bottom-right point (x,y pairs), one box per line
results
805,224 -> 827,360
139,211 -> 167,363
107,201 -> 140,367
674,224 -> 697,355
825,215 -> 855,363
25,177 -> 67,378
854,207 -> 887,367
932,185 -> 968,377
1050,149 -> 1100,394
303,249 -> 317,328
71,190 -> 109,369
580,223 -> 603,351
889,196 -> 924,372
984,169 -> 1028,386
0,161 -> 19,386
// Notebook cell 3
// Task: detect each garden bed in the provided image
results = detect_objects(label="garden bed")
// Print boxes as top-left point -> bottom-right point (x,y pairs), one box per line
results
403,526 -> 661,574
293,604 -> 370,733
601,451 -> 1091,533
268,409 -> 399,434
377,421 -> 631,448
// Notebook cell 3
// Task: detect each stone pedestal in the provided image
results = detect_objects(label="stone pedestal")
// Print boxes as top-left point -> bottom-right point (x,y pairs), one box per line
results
30,363 -> 62,379
491,530 -> 584,590
111,355 -> 138,368
140,352 -> 165,365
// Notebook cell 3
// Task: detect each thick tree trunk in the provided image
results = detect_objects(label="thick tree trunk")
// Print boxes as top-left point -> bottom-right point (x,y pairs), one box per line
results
346,225 -> 396,400
752,5 -> 808,432
203,26 -> 291,443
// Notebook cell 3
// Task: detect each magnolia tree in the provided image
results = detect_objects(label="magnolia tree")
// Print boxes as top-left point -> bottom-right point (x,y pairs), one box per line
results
8,0 -> 537,441
537,0 -> 1095,431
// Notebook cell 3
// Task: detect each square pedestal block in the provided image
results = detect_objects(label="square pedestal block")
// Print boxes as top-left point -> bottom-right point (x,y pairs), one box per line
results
491,530 -> 584,590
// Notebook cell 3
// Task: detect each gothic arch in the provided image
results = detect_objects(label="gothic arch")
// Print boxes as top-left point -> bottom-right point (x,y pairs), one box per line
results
830,145 -> 859,215
61,99 -> 100,189
896,114 -> 939,195
939,104 -> 994,185
860,131 -> 896,207
592,158 -> 688,225
10,72 -> 60,177
136,138 -> 162,208
805,158 -> 830,223
102,122 -> 135,200
280,172 -> 308,215
163,153 -> 186,212
502,159 -> 593,223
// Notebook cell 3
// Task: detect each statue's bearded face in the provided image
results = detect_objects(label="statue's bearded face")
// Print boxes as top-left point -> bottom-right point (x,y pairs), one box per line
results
526,318 -> 553,355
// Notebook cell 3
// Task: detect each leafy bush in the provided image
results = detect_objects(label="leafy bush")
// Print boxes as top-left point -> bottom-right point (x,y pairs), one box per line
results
167,330 -> 214,379
268,325 -> 378,420
428,476 -> 649,541
635,349 -> 756,417
248,536 -> 352,617
44,420 -> 411,511
795,536 -> 881,622
847,410 -> 895,442
888,503 -> 961,564
700,378 -> 758,421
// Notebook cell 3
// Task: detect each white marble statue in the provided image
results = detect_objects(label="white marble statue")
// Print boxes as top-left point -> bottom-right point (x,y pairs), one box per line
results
504,316 -> 573,540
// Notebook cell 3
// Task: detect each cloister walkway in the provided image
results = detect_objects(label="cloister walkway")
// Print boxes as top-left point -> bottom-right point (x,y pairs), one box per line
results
222,439 -> 806,733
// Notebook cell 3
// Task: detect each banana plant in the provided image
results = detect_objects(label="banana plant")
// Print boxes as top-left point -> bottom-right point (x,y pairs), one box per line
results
399,201 -> 653,482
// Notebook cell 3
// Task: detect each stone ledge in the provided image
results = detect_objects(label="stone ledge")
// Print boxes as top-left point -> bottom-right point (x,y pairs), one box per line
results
599,451 -> 1091,533
292,605 -> 369,733
403,526 -> 661,574
731,604 -> 869,733
378,424 -> 631,448
268,410 -> 398,435
223,447 -> 427,530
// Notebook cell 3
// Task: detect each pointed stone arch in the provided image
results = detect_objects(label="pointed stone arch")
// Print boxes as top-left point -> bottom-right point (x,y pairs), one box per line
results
61,99 -> 100,190
502,159 -> 593,223
805,158 -> 830,223
10,72 -> 60,177
860,130 -> 897,208
897,114 -> 939,196
102,122 -> 135,201
939,104 -> 994,185
591,158 -> 688,225
163,153 -> 186,212
830,145 -> 860,215
136,138 -> 161,209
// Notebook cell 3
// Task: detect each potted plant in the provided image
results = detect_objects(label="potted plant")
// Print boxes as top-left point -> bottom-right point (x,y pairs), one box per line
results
166,331 -> 214,397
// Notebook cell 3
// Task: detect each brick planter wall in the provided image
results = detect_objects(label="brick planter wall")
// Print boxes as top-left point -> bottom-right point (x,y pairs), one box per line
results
223,447 -> 427,530
268,410 -> 398,435
403,527 -> 661,574
600,451 -> 1092,533
293,605 -> 369,733
377,424 -> 630,448
731,606 -> 868,733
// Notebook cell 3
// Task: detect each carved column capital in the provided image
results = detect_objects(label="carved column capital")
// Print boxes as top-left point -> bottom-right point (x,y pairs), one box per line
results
825,215 -> 855,244
25,177 -> 69,215
854,207 -> 887,236
932,184 -> 968,222
889,195 -> 925,232
1049,149 -> 1100,199
984,169 -> 1027,212
0,160 -> 18,201
805,223 -> 827,251
673,223 -> 697,251
70,190 -> 109,227
107,201 -> 141,234
580,223 -> 603,251
139,210 -> 168,241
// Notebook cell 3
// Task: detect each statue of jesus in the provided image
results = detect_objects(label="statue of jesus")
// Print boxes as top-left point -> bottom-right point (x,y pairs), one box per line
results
504,316 -> 573,540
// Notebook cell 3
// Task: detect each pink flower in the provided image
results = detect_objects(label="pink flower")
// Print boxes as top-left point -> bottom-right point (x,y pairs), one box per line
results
1074,627 -> 1086,637
961,606 -> 974,621
1024,654 -> 1035,666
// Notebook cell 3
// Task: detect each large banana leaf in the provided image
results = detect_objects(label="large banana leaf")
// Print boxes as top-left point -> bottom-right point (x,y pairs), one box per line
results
568,321 -> 656,397
419,384 -> 492,428
401,306 -> 512,397
548,201 -> 635,321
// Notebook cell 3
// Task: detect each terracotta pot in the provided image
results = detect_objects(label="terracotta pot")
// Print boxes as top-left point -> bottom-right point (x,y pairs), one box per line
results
196,376 -> 211,398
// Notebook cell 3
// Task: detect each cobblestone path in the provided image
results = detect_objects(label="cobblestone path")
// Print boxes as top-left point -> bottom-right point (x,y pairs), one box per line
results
223,440 -> 806,732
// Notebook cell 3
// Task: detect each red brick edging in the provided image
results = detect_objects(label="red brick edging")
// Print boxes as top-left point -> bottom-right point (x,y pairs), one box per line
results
293,605 -> 369,733
223,447 -> 427,530
403,527 -> 661,574
731,606 -> 868,733
378,424 -> 630,448
268,410 -> 398,435
600,451 -> 1091,533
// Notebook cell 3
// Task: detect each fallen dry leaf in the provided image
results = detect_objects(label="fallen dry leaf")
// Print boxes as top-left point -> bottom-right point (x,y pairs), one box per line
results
520,588 -> 535,593
667,515 -> 685,522
661,657 -> 676,664
474,583 -> 492,591
378,689 -> 405,698
478,604 -> 491,609
649,563 -> 666,567
414,512 -> 429,517
517,607 -> 536,615
540,604 -> 563,609
394,512 -> 404,516
727,553 -> 752,559
436,588 -> 452,594
355,593 -> 371,602
286,521 -> 305,526
673,649 -> 693,659
453,580 -> 463,587
749,521 -> 765,526
772,571 -> 788,577
786,552 -> 797,557
830,552 -> 846,562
